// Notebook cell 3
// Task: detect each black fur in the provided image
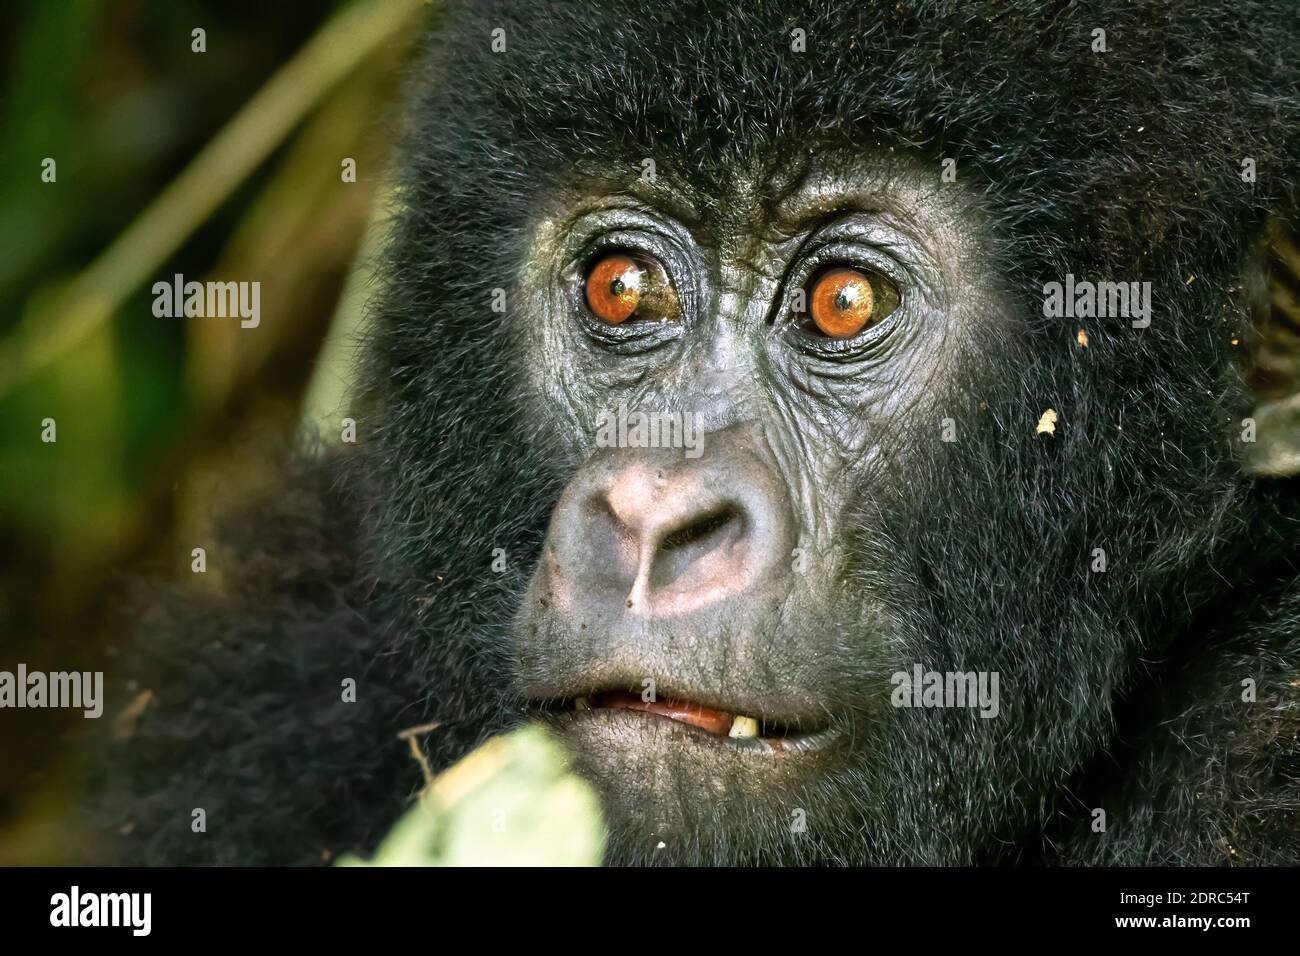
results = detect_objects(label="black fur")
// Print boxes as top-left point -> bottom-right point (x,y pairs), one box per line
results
85,0 -> 1299,865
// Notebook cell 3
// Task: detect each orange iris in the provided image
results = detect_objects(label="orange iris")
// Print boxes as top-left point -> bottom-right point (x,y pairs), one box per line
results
585,254 -> 643,324
809,267 -> 876,338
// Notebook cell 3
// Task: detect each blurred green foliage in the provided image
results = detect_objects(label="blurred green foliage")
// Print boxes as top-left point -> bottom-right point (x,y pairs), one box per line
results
341,727 -> 606,867
0,0 -> 427,860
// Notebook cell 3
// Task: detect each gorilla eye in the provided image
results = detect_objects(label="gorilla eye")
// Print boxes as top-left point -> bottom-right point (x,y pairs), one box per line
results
583,252 -> 679,325
806,266 -> 900,339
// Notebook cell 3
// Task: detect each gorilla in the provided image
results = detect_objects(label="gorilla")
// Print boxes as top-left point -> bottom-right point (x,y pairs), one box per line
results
87,0 -> 1300,865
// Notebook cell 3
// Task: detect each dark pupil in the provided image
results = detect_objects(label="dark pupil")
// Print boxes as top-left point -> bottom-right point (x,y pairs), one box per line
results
835,287 -> 856,311
610,278 -> 626,296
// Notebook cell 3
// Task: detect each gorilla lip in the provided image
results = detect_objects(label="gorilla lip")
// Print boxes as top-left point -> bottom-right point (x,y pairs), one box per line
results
562,690 -> 834,752
589,690 -> 735,734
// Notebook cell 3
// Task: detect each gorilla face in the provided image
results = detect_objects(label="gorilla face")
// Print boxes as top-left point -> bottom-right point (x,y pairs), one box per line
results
357,0 -> 1287,866
509,157 -> 1016,862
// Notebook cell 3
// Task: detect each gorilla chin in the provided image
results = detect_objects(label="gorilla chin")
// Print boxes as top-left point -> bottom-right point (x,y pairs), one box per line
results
535,704 -> 853,865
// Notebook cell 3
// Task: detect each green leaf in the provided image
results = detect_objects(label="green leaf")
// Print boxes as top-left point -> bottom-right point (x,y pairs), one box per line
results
338,726 -> 605,867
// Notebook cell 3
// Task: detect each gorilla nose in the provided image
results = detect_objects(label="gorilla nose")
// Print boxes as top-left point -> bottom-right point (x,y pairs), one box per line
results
603,466 -> 757,615
541,434 -> 795,619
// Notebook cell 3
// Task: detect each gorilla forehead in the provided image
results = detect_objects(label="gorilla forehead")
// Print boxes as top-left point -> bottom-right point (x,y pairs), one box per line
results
411,0 -> 1294,284
526,150 -> 988,258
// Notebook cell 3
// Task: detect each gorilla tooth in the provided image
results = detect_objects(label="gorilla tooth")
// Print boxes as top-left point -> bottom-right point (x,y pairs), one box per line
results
728,716 -> 759,739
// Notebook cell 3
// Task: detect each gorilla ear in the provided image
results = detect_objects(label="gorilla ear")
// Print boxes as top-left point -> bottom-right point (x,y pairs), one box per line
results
1242,217 -> 1300,477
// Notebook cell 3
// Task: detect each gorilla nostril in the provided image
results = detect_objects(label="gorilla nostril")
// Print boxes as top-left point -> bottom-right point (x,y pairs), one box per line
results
659,506 -> 742,553
650,505 -> 746,592
588,497 -> 641,582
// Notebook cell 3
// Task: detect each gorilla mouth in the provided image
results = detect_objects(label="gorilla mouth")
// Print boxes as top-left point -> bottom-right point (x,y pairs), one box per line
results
546,690 -> 837,753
